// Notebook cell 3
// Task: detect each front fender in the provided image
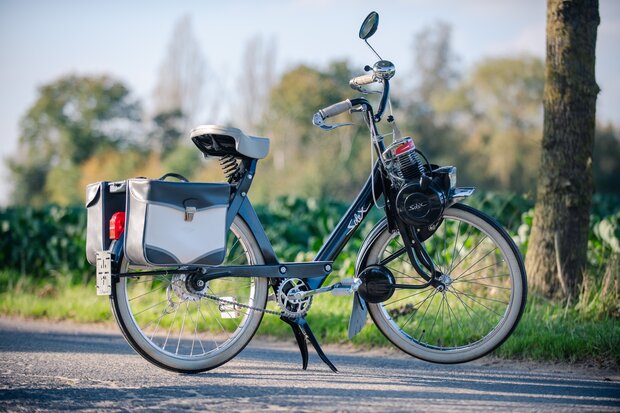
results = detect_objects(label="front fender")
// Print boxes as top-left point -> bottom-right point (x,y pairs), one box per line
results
354,217 -> 389,276
349,217 -> 390,339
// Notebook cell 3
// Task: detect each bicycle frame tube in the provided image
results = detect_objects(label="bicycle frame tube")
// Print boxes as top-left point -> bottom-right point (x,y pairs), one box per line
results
233,161 -> 385,289
307,162 -> 385,289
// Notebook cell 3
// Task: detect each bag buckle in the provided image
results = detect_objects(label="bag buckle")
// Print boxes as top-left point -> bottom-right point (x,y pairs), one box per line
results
185,206 -> 197,222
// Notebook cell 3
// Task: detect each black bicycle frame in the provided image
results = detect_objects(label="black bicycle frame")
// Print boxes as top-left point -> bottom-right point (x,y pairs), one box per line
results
112,96 -> 436,290
222,158 -> 385,290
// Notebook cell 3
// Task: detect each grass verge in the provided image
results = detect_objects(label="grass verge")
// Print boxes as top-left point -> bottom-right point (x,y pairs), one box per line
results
1,270 -> 617,365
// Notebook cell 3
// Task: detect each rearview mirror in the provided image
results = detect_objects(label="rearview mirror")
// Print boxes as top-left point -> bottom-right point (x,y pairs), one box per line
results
359,12 -> 379,40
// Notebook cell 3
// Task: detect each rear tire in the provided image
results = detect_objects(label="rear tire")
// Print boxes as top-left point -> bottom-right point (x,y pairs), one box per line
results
365,204 -> 526,363
110,216 -> 268,373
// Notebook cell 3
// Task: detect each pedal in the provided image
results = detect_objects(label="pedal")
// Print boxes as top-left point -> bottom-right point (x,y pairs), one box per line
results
96,251 -> 112,296
330,278 -> 362,296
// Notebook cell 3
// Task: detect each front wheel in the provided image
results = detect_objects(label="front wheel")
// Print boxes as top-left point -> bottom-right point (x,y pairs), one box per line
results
365,204 -> 527,363
110,216 -> 269,373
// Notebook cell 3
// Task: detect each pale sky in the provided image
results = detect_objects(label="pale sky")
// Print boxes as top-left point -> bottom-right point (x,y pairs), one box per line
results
1,0 -> 618,205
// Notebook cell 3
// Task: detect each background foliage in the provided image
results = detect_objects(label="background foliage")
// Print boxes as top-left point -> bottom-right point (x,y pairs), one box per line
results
1,194 -> 617,297
2,17 -> 619,362
7,21 -> 620,206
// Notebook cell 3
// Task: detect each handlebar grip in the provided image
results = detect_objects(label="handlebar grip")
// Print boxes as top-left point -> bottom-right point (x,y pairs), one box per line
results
319,99 -> 352,119
349,74 -> 375,88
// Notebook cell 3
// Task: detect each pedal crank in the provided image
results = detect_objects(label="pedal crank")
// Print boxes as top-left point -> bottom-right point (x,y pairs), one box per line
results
289,278 -> 362,300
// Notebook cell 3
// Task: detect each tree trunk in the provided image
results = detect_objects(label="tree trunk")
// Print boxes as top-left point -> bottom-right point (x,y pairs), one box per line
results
525,0 -> 600,299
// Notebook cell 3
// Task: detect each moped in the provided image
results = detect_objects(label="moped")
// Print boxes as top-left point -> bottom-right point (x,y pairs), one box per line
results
94,11 -> 526,373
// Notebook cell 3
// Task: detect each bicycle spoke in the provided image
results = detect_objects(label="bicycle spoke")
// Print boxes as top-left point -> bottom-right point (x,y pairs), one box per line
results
387,265 -> 424,281
399,289 -> 435,330
198,302 -> 221,351
380,247 -> 406,265
455,260 -> 505,280
448,236 -> 488,276
148,304 -> 171,340
450,286 -> 505,318
187,302 -> 206,356
128,283 -> 168,302
456,273 -> 509,283
453,245 -> 498,281
455,279 -> 511,290
426,292 -> 444,344
133,298 -> 169,317
411,289 -> 439,340
384,289 -> 431,307
176,302 -> 189,355
448,221 -> 464,273
449,288 -> 494,329
162,303 -> 180,351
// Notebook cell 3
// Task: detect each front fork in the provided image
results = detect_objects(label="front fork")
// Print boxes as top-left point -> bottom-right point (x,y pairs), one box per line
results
394,218 -> 445,289
380,171 -> 445,290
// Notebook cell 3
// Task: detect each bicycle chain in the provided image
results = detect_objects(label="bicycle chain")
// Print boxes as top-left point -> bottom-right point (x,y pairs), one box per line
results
195,290 -> 283,316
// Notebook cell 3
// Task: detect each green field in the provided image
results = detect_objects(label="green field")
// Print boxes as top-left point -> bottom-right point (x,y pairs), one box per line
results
0,194 -> 618,364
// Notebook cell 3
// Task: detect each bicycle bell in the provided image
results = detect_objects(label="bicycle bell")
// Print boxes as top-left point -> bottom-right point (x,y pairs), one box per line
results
373,60 -> 395,80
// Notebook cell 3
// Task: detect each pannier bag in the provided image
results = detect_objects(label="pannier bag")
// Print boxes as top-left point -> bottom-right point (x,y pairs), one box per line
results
85,181 -> 127,265
124,178 -> 230,267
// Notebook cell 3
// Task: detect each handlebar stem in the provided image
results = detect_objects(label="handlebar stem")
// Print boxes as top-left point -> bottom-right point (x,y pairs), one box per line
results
374,79 -> 390,122
350,98 -> 385,155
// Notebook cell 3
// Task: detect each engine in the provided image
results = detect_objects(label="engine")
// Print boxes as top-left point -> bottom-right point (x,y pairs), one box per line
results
383,137 -> 455,227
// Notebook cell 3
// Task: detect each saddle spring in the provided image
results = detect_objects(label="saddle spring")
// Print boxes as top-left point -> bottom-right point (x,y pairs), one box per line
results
219,154 -> 242,183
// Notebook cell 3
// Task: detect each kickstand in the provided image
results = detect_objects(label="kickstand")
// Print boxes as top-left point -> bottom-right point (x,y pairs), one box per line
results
281,316 -> 338,373
280,316 -> 309,370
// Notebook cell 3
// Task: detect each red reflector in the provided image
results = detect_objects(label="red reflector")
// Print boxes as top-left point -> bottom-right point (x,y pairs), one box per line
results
109,212 -> 125,240
395,138 -> 415,156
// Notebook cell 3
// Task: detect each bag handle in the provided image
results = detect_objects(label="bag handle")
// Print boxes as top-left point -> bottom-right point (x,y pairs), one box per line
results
158,172 -> 189,182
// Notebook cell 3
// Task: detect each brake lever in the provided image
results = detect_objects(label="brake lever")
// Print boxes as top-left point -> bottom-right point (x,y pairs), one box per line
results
312,112 -> 353,131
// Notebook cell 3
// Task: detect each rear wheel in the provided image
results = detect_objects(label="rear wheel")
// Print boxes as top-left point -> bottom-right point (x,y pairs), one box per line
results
110,216 -> 268,373
365,204 -> 526,363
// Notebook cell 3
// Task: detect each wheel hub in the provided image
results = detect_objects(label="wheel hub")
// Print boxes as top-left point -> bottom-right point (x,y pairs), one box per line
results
169,271 -> 207,303
433,273 -> 452,292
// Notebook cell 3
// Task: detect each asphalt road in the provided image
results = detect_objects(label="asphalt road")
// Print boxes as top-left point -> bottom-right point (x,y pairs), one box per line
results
0,318 -> 618,412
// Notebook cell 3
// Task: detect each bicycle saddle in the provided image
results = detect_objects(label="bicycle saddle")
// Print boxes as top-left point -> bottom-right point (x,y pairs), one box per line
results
190,125 -> 270,159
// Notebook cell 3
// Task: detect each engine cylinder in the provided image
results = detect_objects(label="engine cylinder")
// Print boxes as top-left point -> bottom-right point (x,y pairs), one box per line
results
385,137 -> 425,184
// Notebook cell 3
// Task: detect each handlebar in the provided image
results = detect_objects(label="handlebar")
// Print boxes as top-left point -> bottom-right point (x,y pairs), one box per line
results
313,60 -> 393,129
375,78 -> 390,122
319,99 -> 353,119
349,74 -> 375,89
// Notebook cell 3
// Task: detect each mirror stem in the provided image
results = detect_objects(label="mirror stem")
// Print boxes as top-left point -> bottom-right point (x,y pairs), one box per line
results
364,40 -> 383,60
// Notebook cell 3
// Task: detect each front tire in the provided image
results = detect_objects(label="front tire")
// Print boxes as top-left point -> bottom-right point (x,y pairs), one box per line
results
365,204 -> 526,363
110,216 -> 268,373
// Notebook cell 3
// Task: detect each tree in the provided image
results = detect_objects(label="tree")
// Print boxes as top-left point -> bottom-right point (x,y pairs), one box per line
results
235,35 -> 277,131
444,56 -> 544,192
8,75 -> 141,205
148,108 -> 184,155
152,15 -> 208,132
525,0 -> 600,299
254,61 -> 369,200
411,21 -> 459,106
398,22 -> 462,170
